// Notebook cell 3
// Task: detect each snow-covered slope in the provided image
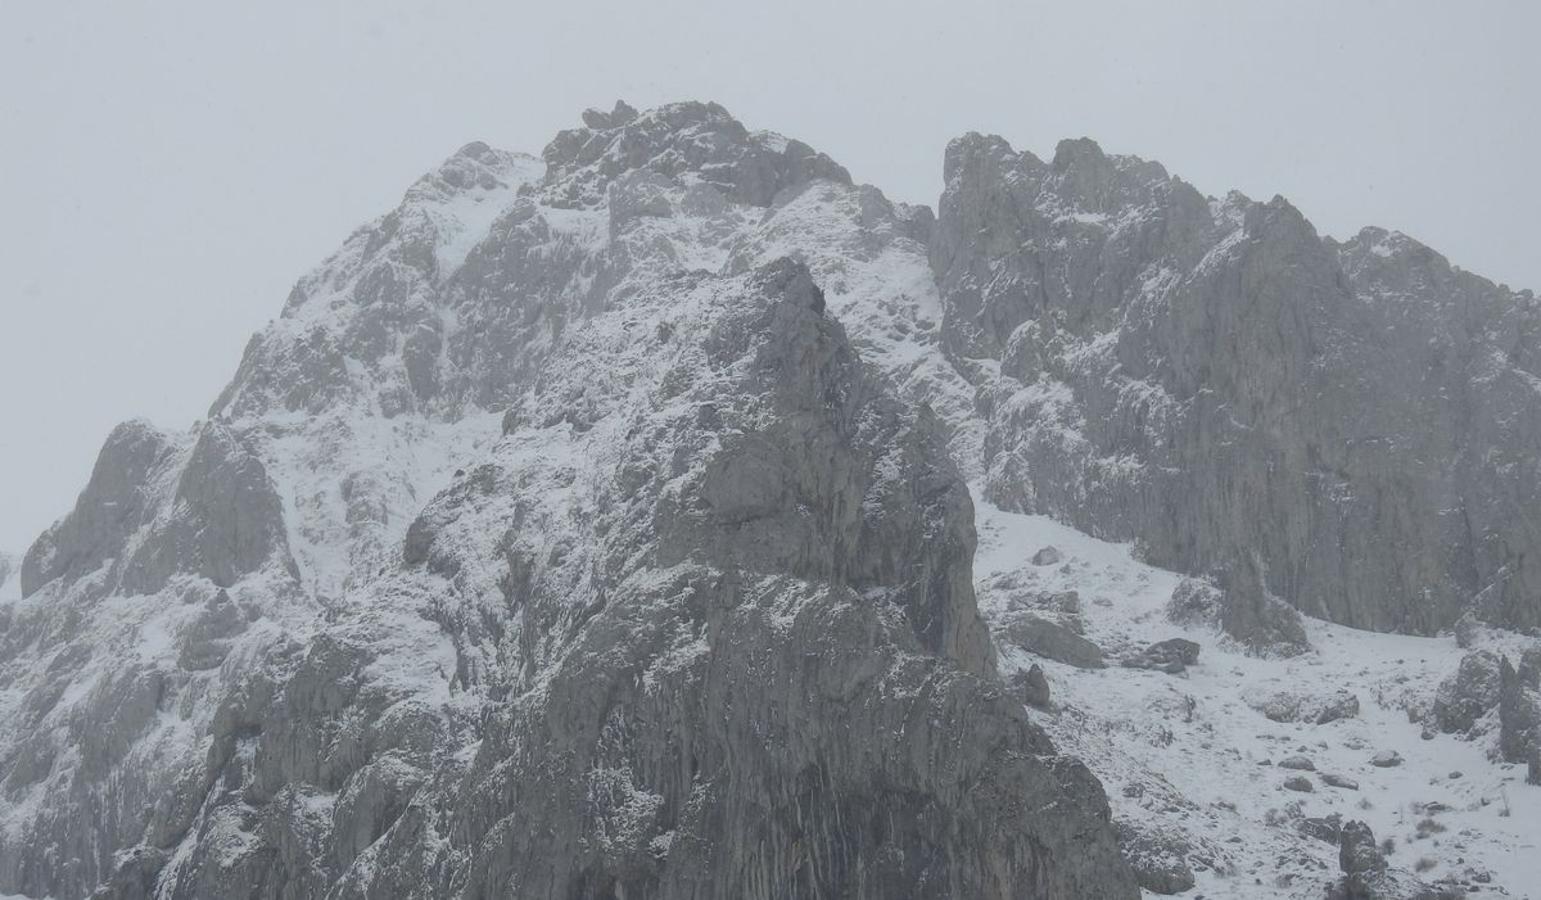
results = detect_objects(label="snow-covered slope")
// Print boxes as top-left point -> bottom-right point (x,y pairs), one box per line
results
935,134 -> 1541,638
0,101 -> 1135,899
974,492 -> 1540,897
2,100 -> 1538,899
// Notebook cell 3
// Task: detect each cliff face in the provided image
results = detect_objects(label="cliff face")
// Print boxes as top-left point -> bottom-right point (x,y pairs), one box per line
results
0,103 -> 1138,899
933,133 -> 1541,637
3,99 -> 1538,899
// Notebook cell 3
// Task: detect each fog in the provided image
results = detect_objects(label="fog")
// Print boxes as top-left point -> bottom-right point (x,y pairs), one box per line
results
1,0 -> 1536,552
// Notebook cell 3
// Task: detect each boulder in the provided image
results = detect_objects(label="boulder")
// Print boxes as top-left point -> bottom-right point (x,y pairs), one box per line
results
1283,775 -> 1314,792
1123,638 -> 1201,673
1003,614 -> 1106,669
1340,821 -> 1386,879
1115,820 -> 1195,895
1431,650 -> 1503,735
1031,545 -> 1064,566
1013,663 -> 1052,709
1299,814 -> 1342,844
1246,688 -> 1360,725
1166,575 -> 1310,656
1328,820 -> 1460,899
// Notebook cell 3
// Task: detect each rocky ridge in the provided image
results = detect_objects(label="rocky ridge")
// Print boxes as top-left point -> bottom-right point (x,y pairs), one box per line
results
935,132 -> 1541,638
2,102 -> 1132,899
1,99 -> 1538,898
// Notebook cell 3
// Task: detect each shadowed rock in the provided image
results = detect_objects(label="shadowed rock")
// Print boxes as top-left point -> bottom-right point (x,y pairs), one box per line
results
1003,613 -> 1106,669
1432,650 -> 1503,735
935,131 -> 1541,635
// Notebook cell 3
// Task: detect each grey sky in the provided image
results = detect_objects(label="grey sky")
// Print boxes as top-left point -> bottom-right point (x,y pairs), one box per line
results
1,0 -> 1537,553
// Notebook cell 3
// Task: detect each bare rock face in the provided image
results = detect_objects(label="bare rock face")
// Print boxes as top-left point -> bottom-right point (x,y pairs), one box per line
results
21,418 -> 297,605
1115,820 -> 1195,895
1498,655 -> 1541,780
1002,613 -> 1106,669
1167,574 -> 1308,656
20,419 -> 178,596
541,99 -> 851,209
1432,650 -> 1503,735
165,259 -> 1133,899
365,260 -> 1127,897
5,98 -> 1538,898
932,133 -> 1541,634
0,103 -> 1138,899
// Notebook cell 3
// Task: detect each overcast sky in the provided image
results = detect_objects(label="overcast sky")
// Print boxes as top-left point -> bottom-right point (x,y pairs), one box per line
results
1,0 -> 1536,553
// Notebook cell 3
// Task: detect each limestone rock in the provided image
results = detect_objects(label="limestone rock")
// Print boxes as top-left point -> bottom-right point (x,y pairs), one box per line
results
20,419 -> 178,597
1002,613 -> 1107,668
1013,662 -> 1052,708
1246,688 -> 1360,725
1115,820 -> 1196,895
936,131 -> 1541,635
1167,575 -> 1309,656
1299,813 -> 1342,844
1432,650 -> 1503,735
1329,820 -> 1460,899
1031,545 -> 1063,566
6,97 -> 1537,899
1123,637 -> 1201,673
1499,656 -> 1541,778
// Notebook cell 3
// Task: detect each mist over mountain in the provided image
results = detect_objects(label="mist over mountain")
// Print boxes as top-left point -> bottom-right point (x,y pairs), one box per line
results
2,101 -> 1537,899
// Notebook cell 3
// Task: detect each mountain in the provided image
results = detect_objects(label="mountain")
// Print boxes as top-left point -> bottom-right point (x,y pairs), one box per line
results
1,100 -> 1537,899
935,134 -> 1541,638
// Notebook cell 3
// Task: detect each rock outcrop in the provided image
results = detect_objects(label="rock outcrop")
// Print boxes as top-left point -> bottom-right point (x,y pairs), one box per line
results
1498,655 -> 1541,782
1327,821 -> 1457,899
0,103 -> 1137,899
1002,613 -> 1107,669
2,97 -> 1538,898
1245,688 -> 1360,725
934,133 -> 1541,635
1431,650 -> 1503,735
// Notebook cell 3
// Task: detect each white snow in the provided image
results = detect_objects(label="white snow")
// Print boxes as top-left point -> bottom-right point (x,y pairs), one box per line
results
974,490 -> 1541,898
6,118 -> 1540,900
429,156 -> 544,277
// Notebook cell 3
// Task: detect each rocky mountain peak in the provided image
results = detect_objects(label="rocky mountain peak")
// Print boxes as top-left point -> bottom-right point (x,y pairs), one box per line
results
4,100 -> 1540,899
579,98 -> 639,130
1051,135 -> 1105,166
542,99 -> 851,208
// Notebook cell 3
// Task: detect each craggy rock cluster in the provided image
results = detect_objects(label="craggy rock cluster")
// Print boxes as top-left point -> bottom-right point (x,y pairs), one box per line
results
0,103 -> 1138,899
2,98 -> 1538,898
934,133 -> 1541,637
1499,651 -> 1541,783
1326,821 -> 1458,900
